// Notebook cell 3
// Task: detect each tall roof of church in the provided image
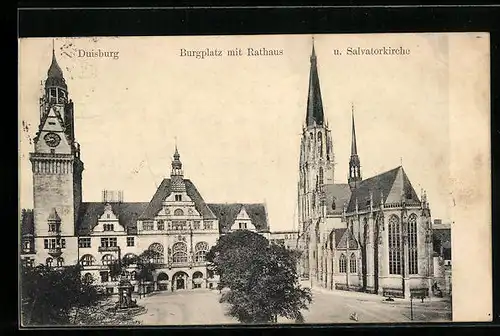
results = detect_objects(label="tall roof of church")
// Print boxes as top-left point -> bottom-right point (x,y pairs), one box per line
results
139,178 -> 217,220
207,203 -> 270,234
346,166 -> 420,213
305,39 -> 325,127
324,183 -> 352,216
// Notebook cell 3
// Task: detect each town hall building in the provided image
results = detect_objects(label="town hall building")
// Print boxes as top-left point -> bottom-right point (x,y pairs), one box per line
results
20,48 -> 271,294
297,41 -> 436,299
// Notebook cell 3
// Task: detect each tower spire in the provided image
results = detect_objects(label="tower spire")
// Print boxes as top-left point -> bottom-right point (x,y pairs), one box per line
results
305,36 -> 324,127
348,104 -> 362,190
350,103 -> 357,156
46,40 -> 67,90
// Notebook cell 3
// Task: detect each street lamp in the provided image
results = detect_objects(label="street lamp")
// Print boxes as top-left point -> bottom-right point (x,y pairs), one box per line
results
410,293 -> 414,321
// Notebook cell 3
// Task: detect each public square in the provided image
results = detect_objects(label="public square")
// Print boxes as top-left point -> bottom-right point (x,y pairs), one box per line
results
131,286 -> 452,325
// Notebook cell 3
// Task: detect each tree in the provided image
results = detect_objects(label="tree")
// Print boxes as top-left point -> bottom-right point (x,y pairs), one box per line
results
206,231 -> 313,324
20,263 -> 108,326
108,249 -> 161,297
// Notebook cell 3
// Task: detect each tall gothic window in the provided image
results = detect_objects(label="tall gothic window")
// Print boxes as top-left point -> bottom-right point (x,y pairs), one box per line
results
339,254 -> 346,273
318,131 -> 323,158
319,167 -> 324,185
388,215 -> 402,275
349,253 -> 357,273
408,213 -> 418,274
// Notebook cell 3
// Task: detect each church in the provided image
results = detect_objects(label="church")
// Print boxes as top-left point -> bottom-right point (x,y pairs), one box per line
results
297,41 -> 435,299
20,48 -> 271,294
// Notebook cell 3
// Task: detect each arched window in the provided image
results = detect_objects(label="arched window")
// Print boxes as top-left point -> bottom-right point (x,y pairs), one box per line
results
83,273 -> 93,283
157,272 -> 169,281
319,167 -> 324,185
408,213 -> 418,274
349,253 -> 357,273
130,271 -> 137,280
57,257 -> 64,267
318,132 -> 323,157
80,254 -> 95,266
339,254 -> 346,273
195,241 -> 209,263
46,257 -> 53,267
174,208 -> 184,216
172,242 -> 188,263
23,241 -> 30,250
148,243 -> 164,264
388,215 -> 402,275
123,253 -> 137,264
102,254 -> 115,266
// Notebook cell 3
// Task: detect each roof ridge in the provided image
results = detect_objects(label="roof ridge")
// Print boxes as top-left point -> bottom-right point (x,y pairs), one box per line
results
361,166 -> 402,183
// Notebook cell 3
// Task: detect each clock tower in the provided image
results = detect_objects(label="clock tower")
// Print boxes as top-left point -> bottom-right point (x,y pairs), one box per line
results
29,45 -> 83,264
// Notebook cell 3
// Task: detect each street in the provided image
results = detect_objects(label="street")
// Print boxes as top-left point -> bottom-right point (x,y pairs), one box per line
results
132,287 -> 451,325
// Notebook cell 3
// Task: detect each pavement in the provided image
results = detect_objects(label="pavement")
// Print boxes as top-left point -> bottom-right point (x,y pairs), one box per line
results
132,286 -> 452,325
133,289 -> 238,325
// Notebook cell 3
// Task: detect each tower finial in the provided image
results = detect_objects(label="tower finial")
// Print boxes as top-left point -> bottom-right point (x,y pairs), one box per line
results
348,105 -> 361,190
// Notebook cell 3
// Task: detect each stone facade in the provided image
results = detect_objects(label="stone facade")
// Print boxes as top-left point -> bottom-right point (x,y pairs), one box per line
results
297,40 -> 440,299
20,49 -> 270,295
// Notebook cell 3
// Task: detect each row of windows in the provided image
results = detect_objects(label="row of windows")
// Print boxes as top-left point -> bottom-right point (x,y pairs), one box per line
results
43,238 -> 66,249
78,237 -> 136,248
46,257 -> 64,267
142,220 -> 214,231
338,253 -> 358,273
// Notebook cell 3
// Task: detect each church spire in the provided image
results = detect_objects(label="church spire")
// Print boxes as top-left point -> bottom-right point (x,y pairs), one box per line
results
306,36 -> 324,127
348,104 -> 362,190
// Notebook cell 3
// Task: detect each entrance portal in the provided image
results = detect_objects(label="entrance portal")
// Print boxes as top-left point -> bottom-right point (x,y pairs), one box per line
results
172,271 -> 189,291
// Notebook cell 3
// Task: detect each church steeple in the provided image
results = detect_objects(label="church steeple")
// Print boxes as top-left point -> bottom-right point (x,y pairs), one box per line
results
348,105 -> 362,190
306,37 -> 324,127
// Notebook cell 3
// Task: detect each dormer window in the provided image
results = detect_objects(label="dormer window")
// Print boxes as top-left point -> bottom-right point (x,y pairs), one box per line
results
23,240 -> 31,251
106,214 -> 110,219
48,223 -> 57,232
239,222 -> 247,230
175,194 -> 182,202
174,209 -> 184,216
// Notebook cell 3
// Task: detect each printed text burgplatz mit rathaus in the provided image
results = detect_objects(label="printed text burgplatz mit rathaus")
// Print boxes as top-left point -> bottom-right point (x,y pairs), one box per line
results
179,47 -> 284,59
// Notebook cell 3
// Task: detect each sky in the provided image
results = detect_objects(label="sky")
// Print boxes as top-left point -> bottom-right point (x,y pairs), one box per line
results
19,34 -> 454,232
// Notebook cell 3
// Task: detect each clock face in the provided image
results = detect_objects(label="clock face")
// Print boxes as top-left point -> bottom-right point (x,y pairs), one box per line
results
44,132 -> 61,148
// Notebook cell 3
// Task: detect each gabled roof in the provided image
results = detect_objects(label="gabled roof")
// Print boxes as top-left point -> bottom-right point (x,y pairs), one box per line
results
324,183 -> 351,215
207,203 -> 269,234
139,178 -> 216,220
347,166 -> 420,212
77,202 -> 148,235
335,228 -> 359,249
21,209 -> 34,236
